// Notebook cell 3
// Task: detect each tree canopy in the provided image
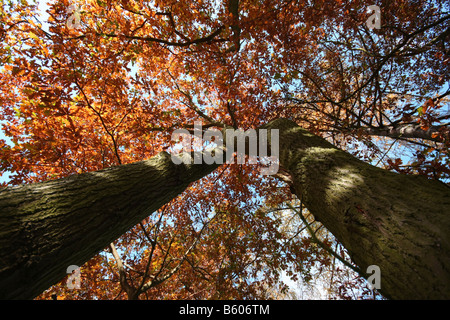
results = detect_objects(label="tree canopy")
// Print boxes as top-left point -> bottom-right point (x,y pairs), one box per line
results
0,0 -> 449,299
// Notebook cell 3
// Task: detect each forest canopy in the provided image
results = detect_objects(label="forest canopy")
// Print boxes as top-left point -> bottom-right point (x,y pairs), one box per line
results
0,0 -> 449,300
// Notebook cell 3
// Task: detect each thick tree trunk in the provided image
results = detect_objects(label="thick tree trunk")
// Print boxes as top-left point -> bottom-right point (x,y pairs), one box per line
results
0,152 -> 219,299
1,118 -> 449,299
263,118 -> 450,299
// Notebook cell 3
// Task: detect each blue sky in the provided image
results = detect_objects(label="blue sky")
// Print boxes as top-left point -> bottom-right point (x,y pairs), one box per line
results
2,1 -> 448,185
0,124 -> 12,184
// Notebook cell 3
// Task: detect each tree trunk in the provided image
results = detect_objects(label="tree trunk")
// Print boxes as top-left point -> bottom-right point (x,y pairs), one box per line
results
1,118 -> 449,299
263,118 -> 450,299
0,152 -> 219,299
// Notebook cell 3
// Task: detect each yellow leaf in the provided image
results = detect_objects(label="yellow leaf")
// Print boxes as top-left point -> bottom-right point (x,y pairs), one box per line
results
28,32 -> 40,41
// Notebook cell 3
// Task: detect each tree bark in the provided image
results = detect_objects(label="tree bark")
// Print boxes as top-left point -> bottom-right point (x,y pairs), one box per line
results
1,118 -> 449,299
0,152 -> 219,299
263,118 -> 450,299
360,123 -> 447,142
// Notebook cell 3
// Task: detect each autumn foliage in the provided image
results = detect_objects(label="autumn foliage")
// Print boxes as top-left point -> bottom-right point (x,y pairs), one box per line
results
0,0 -> 448,299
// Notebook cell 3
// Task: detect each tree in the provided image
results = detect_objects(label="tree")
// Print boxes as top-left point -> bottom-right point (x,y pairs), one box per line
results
0,0 -> 449,299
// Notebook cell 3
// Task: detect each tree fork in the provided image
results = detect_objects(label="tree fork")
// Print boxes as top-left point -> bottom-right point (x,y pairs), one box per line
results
1,118 -> 449,299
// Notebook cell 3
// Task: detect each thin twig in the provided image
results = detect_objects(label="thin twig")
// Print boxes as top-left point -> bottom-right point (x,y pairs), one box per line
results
286,202 -> 364,277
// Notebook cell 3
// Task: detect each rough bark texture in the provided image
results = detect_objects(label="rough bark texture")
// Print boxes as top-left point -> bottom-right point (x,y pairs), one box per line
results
361,123 -> 445,142
0,152 -> 219,299
264,118 -> 450,299
1,118 -> 449,300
